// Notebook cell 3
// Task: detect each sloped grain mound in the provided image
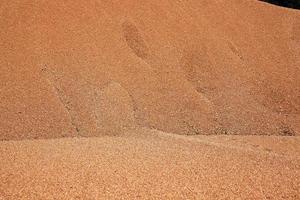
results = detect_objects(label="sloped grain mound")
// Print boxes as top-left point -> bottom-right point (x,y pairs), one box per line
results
0,0 -> 299,140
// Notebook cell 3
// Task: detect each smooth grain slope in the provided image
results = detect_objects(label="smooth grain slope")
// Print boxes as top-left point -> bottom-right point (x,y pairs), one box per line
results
0,0 -> 299,140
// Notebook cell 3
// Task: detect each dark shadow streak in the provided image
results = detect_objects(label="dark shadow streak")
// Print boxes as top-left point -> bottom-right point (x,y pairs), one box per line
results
259,0 -> 300,10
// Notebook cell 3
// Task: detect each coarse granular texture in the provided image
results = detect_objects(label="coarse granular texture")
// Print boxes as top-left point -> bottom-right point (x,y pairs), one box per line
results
0,0 -> 299,140
0,128 -> 299,199
0,1 -> 300,199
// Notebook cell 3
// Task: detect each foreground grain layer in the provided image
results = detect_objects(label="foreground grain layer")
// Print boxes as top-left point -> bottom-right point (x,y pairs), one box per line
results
1,129 -> 299,199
